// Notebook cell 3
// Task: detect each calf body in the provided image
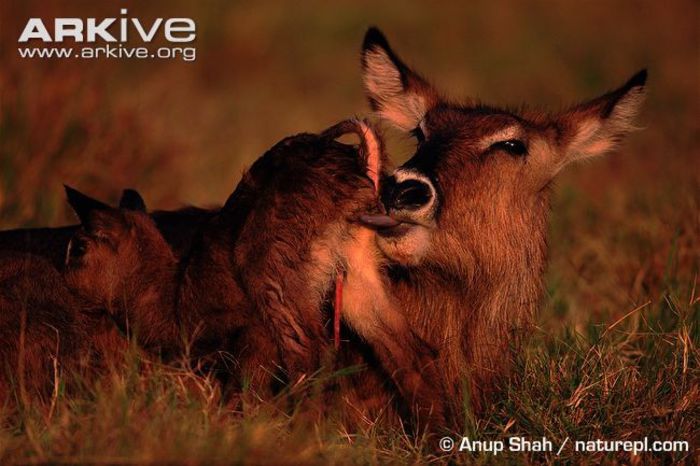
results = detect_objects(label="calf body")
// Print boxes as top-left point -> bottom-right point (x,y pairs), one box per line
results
233,121 -> 446,423
0,252 -> 122,407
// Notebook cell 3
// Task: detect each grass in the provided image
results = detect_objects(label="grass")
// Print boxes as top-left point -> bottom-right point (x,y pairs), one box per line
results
0,0 -> 698,464
0,281 -> 696,464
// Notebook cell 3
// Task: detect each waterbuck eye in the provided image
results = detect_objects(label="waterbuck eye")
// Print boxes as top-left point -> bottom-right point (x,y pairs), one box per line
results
490,139 -> 527,156
68,237 -> 88,261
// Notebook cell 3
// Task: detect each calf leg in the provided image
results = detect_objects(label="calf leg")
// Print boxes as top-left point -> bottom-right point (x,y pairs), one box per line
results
234,320 -> 283,398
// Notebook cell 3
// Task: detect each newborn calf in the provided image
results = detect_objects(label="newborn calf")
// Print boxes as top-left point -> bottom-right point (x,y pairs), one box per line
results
0,253 -> 87,405
62,193 -> 272,395
230,120 -> 382,378
0,191 -> 134,408
231,120 -> 447,424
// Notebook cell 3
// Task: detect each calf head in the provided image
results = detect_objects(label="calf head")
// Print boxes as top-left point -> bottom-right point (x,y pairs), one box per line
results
63,186 -> 176,318
361,28 -> 646,281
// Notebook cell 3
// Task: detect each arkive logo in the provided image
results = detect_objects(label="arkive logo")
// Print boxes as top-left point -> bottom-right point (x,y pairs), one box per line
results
18,9 -> 196,43
17,9 -> 197,62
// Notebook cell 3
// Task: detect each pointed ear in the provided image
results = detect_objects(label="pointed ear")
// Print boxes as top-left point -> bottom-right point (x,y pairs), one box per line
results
119,189 -> 147,212
361,27 -> 438,131
64,185 -> 110,224
559,69 -> 647,165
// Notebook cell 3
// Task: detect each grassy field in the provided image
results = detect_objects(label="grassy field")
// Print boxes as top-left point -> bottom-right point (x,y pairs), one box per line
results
0,0 -> 698,464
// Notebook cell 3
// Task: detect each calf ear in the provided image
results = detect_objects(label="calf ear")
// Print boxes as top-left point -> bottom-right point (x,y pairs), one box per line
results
119,189 -> 147,212
64,185 -> 110,224
559,70 -> 647,166
361,27 -> 438,131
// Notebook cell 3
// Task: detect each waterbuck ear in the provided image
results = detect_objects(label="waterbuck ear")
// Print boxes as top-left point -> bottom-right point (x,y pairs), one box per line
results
559,69 -> 647,165
119,189 -> 147,212
64,185 -> 110,224
361,27 -> 438,131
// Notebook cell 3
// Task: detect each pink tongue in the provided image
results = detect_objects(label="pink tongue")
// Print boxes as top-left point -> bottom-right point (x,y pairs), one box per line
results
359,214 -> 401,228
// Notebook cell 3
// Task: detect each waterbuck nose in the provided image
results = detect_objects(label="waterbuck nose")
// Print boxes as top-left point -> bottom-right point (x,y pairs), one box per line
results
382,177 -> 434,212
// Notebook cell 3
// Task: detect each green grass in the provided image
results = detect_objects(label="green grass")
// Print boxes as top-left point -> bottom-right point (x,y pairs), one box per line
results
0,0 -> 698,463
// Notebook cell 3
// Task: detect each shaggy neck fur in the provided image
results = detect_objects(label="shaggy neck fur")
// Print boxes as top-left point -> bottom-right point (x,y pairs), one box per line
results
390,193 -> 551,410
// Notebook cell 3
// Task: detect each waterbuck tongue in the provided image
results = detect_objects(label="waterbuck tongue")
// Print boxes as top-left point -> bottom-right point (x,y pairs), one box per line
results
359,214 -> 402,229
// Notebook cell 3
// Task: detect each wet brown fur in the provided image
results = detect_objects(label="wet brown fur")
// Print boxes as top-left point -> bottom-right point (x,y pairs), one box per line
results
0,252 -> 124,408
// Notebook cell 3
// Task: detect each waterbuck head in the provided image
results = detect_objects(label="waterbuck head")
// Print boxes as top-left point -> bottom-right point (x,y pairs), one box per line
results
361,28 -> 646,279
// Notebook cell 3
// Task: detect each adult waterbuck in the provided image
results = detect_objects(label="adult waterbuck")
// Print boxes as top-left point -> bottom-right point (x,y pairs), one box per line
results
358,28 -> 647,415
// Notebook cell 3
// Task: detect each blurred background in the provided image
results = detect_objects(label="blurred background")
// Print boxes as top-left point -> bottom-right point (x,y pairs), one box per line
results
1,0 -> 698,329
